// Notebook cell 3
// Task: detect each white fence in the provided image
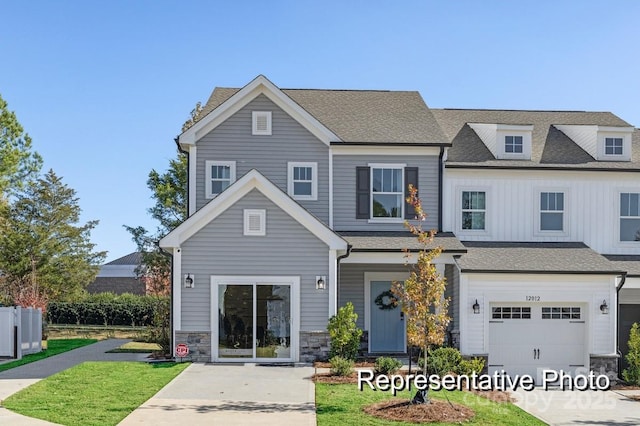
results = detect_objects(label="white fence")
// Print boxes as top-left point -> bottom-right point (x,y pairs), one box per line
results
0,306 -> 42,359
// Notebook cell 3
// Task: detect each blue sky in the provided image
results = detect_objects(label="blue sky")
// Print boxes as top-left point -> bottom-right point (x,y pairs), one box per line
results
2,1 -> 638,262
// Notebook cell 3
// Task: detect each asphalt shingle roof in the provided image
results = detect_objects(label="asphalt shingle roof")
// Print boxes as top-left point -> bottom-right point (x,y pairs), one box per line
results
456,242 -> 625,274
105,252 -> 142,266
603,255 -> 640,277
339,231 -> 466,252
201,87 -> 448,144
431,109 -> 640,170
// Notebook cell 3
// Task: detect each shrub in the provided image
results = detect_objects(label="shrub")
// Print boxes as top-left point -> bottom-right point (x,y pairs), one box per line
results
375,356 -> 403,375
417,347 -> 484,377
623,322 -> 640,385
330,356 -> 354,376
327,302 -> 363,361
459,357 -> 486,375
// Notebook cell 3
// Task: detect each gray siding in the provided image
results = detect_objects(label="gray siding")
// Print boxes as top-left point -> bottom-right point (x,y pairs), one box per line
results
181,189 -> 330,332
333,155 -> 439,231
339,263 -> 409,330
196,94 -> 329,223
444,264 -> 459,332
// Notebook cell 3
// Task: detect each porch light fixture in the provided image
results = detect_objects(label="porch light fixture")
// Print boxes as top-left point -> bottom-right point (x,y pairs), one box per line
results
472,299 -> 480,315
316,276 -> 326,290
600,300 -> 609,315
184,273 -> 194,288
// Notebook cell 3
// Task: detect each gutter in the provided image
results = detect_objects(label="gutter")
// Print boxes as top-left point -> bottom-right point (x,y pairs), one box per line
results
616,273 -> 628,379
438,146 -> 445,232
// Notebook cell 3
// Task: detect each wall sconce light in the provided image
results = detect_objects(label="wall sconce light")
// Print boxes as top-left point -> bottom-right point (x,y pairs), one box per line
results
600,300 -> 609,315
316,276 -> 326,290
472,299 -> 480,314
184,273 -> 194,288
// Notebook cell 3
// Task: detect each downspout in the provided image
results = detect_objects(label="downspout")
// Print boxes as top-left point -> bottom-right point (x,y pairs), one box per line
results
438,146 -> 445,232
336,244 -> 353,306
616,273 -> 628,378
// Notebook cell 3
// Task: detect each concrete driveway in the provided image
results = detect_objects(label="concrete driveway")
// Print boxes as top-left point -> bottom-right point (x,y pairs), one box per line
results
512,387 -> 640,425
118,363 -> 316,426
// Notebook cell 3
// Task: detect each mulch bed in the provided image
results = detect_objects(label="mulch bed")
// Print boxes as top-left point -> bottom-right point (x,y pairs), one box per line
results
363,398 -> 475,424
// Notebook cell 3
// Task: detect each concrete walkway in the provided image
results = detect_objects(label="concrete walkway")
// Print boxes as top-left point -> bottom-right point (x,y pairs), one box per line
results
0,339 -> 147,425
118,363 -> 316,426
512,387 -> 640,425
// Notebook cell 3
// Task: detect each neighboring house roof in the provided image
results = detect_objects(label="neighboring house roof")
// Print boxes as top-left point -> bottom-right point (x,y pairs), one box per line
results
104,252 -> 142,266
339,231 -> 466,253
431,108 -> 640,170
456,242 -> 625,274
160,169 -> 348,251
603,255 -> 640,277
197,76 -> 448,145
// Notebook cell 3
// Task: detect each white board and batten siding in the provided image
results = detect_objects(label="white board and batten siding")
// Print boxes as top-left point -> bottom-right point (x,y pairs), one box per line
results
459,273 -> 617,358
332,154 -> 439,231
180,189 -> 331,332
194,94 -> 329,223
443,169 -> 640,255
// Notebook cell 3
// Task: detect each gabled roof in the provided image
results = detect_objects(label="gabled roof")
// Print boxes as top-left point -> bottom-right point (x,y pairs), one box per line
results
339,231 -> 466,253
160,169 -> 348,251
432,108 -> 640,170
197,78 -> 448,145
456,242 -> 625,274
179,75 -> 340,147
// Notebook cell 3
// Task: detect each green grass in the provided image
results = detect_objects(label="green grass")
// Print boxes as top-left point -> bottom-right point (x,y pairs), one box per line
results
3,361 -> 189,426
316,383 -> 546,426
0,339 -> 96,373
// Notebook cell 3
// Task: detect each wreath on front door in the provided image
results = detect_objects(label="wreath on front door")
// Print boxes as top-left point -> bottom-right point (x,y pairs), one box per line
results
374,290 -> 398,310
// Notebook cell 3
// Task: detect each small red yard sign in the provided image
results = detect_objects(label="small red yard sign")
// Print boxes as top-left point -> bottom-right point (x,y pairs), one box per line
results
175,343 -> 189,357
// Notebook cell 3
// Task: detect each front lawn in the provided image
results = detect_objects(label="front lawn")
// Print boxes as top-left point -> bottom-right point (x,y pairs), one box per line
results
2,361 -> 189,426
316,383 -> 545,426
0,339 -> 96,373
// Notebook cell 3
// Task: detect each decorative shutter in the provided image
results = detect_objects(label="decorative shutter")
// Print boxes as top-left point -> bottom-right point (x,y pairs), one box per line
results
404,167 -> 419,219
356,166 -> 370,219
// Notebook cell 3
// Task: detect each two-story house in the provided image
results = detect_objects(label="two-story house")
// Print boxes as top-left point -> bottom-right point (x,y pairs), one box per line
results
432,108 -> 640,380
159,75 -> 638,381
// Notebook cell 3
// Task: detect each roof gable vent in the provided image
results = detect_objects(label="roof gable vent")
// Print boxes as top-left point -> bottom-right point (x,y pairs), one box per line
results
252,111 -> 272,135
244,209 -> 266,236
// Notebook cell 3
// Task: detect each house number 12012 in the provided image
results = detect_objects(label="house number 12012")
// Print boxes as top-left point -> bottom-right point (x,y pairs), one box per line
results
526,296 -> 541,301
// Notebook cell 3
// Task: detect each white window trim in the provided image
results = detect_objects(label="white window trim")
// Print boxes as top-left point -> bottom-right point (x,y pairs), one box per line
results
205,161 -> 236,199
597,131 -> 631,161
604,137 -> 624,156
534,188 -> 569,237
287,162 -> 317,201
496,126 -> 532,160
243,209 -> 266,236
368,163 -> 406,223
617,189 -> 640,246
456,186 -> 490,235
252,111 -> 272,135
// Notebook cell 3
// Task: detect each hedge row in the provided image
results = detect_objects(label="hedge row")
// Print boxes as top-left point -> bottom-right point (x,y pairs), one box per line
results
47,294 -> 168,327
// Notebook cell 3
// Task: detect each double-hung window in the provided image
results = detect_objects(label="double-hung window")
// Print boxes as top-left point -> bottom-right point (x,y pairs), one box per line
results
371,166 -> 404,219
540,192 -> 564,231
620,192 -> 640,242
205,161 -> 236,198
462,191 -> 486,230
505,135 -> 523,153
605,137 -> 623,155
287,162 -> 317,200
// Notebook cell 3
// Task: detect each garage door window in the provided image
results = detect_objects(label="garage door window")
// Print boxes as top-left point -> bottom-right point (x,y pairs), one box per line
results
542,307 -> 580,319
492,307 -> 531,319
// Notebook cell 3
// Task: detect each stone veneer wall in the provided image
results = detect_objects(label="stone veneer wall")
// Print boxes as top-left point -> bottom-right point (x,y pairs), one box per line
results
175,331 -> 211,362
590,354 -> 619,384
299,331 -> 330,362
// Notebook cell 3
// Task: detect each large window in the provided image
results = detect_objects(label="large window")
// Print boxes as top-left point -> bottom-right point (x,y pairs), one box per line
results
505,135 -> 523,153
605,137 -> 623,155
205,161 -> 236,198
462,191 -> 486,230
620,193 -> 640,242
287,162 -> 317,200
371,166 -> 403,218
540,192 -> 564,231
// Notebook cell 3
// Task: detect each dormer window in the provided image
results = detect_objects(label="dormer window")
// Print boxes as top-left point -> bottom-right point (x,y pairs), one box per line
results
505,136 -> 524,153
605,137 -> 623,155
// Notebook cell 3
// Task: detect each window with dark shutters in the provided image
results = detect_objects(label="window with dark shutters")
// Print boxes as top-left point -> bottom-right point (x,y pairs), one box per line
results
404,167 -> 418,219
356,167 -> 370,219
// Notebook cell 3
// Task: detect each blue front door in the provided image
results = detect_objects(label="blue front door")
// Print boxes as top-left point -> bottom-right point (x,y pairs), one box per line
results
370,281 -> 405,352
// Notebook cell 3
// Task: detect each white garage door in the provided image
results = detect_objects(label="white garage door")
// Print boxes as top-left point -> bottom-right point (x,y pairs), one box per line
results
488,304 -> 586,383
